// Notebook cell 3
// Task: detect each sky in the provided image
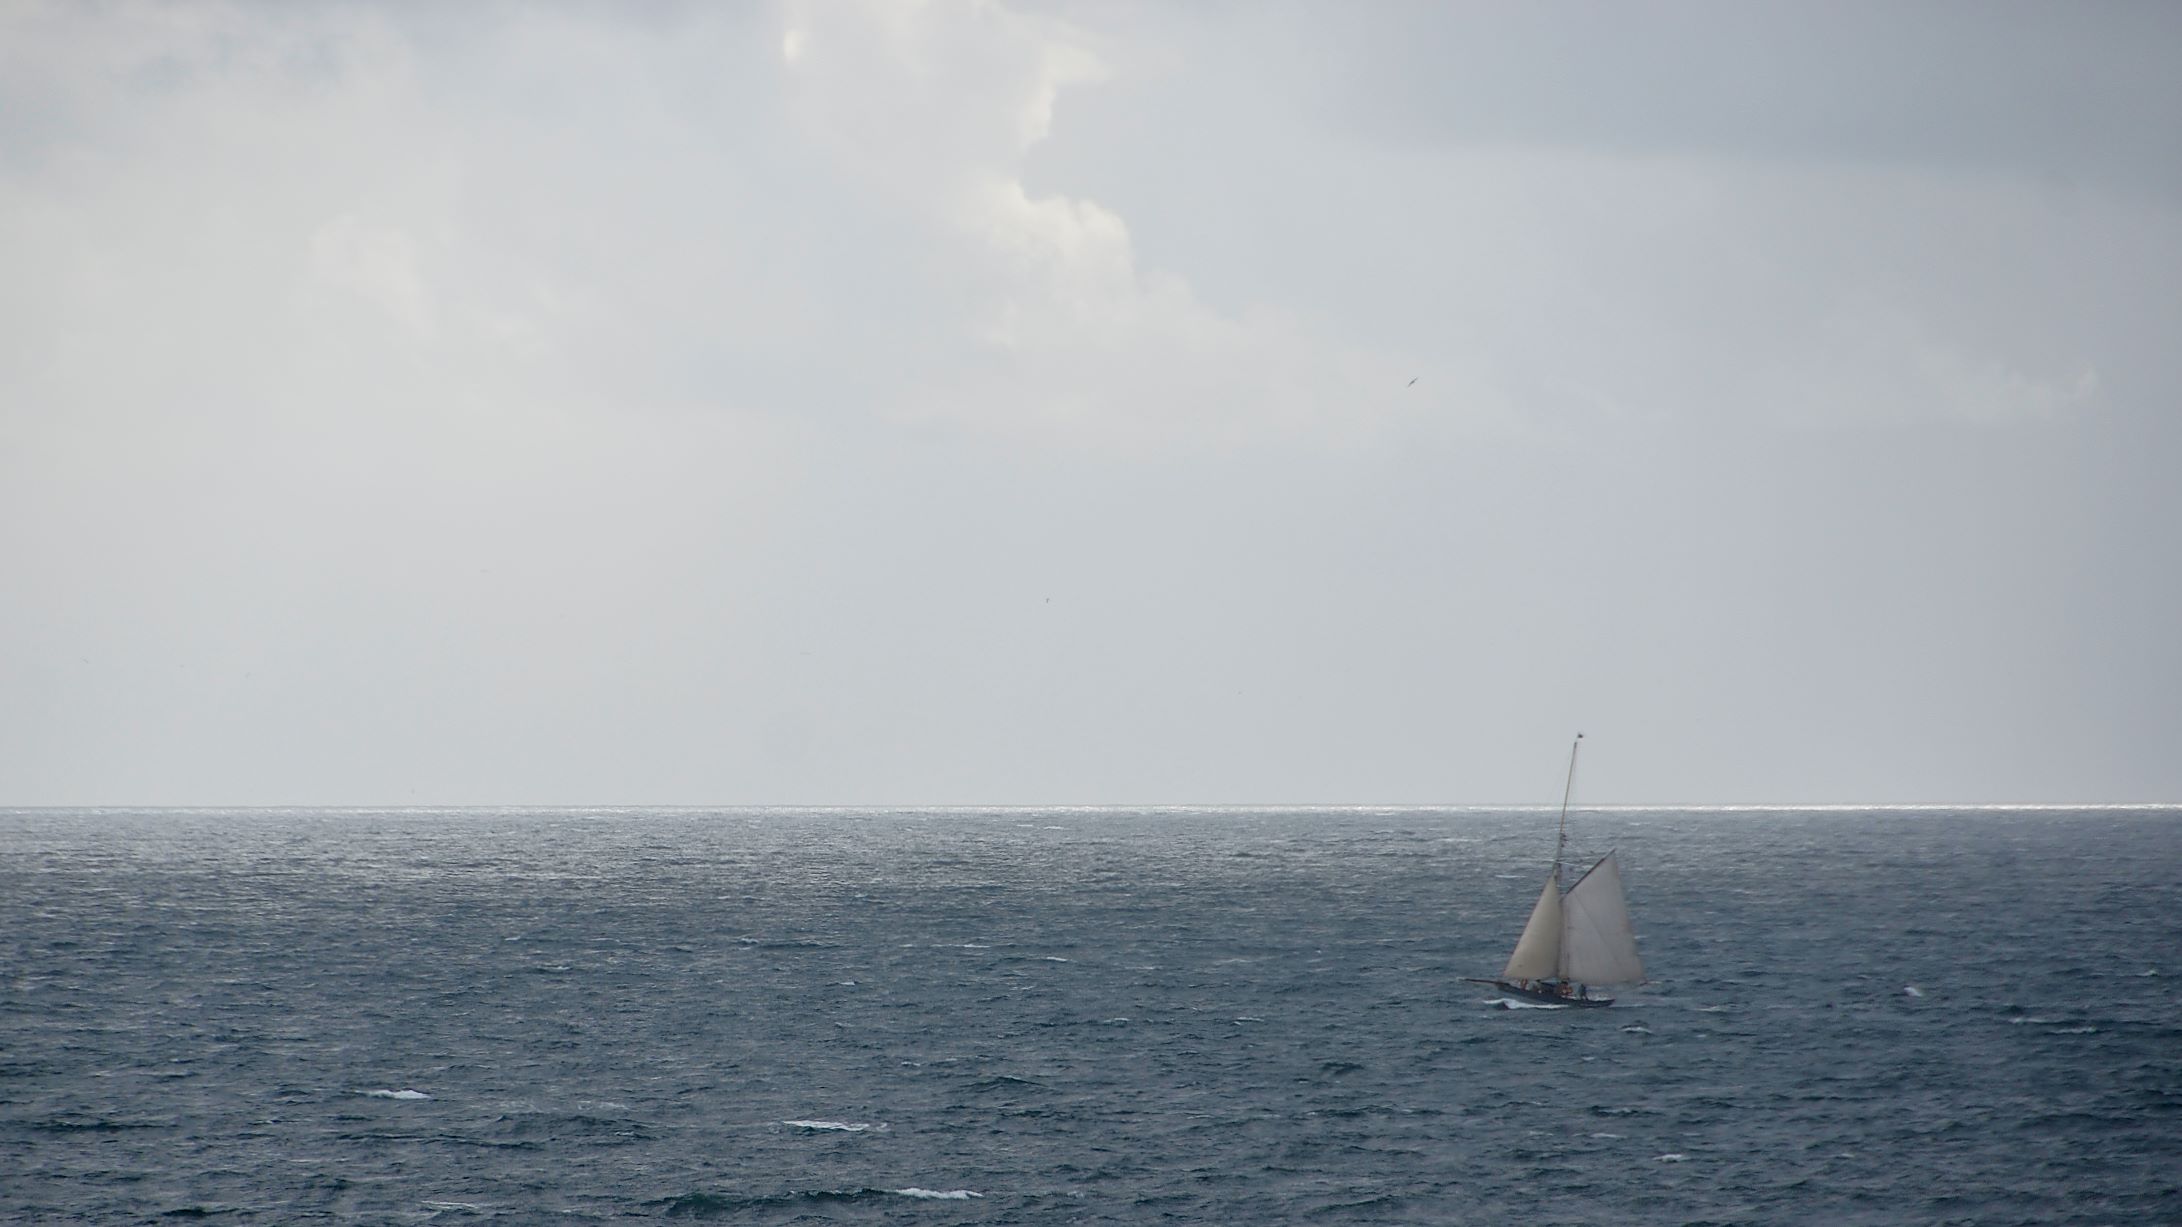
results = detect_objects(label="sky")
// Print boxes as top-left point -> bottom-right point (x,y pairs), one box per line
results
3,1 -> 2178,806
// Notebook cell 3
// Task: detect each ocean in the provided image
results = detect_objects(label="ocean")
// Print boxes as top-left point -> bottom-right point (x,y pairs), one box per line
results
2,806 -> 2176,1224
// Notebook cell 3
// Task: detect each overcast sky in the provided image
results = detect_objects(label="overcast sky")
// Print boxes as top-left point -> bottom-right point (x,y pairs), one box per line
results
4,1 -> 2178,806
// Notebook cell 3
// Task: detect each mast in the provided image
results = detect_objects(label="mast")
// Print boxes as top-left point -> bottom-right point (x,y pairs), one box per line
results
1554,733 -> 1582,889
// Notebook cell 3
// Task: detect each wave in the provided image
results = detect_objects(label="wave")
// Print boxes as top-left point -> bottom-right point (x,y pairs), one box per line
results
28,1116 -> 170,1133
491,1112 -> 649,1142
735,937 -> 843,950
360,1089 -> 431,1100
782,1119 -> 884,1132
655,1186 -> 979,1216
1486,997 -> 1568,1010
965,1074 -> 1047,1092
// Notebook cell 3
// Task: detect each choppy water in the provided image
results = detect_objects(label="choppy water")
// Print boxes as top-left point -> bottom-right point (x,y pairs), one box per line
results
3,807 -> 2177,1224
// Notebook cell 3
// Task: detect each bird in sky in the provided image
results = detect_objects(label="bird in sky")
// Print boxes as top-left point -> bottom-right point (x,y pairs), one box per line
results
1406,376 -> 1418,387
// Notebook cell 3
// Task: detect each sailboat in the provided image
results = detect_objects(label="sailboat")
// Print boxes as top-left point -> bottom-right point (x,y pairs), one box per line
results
1470,733 -> 1645,1007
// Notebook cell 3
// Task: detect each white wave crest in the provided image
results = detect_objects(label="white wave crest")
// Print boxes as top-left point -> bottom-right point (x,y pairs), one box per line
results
783,1119 -> 884,1132
362,1089 -> 432,1100
1656,1153 -> 1688,1162
1487,997 -> 1568,1010
893,1188 -> 981,1200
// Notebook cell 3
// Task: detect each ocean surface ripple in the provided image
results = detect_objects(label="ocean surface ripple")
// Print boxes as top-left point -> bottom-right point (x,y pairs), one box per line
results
3,806 -> 2177,1223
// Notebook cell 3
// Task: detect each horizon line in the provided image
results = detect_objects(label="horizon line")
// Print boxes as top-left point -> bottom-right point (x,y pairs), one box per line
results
4,801 -> 2178,814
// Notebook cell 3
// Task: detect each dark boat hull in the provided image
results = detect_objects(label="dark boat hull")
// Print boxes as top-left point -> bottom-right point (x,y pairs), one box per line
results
1479,979 -> 1614,1008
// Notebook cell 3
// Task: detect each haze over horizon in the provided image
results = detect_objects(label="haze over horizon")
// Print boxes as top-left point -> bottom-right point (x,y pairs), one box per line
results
5,2 -> 2179,808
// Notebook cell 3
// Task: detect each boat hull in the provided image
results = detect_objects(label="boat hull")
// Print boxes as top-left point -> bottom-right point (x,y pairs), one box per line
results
1490,979 -> 1614,1008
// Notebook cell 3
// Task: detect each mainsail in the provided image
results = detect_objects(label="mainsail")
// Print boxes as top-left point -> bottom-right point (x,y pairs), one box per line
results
1559,852 -> 1645,985
1497,852 -> 1645,987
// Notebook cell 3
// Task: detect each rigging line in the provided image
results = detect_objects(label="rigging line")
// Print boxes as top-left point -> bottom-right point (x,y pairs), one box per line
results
1565,851 -> 1614,892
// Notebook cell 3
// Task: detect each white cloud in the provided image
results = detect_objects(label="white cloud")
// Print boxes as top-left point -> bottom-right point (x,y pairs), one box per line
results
774,1 -> 1421,449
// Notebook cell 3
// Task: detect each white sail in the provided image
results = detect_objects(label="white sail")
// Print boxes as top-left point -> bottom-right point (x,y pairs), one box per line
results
1500,873 -> 1562,981
1558,852 -> 1645,985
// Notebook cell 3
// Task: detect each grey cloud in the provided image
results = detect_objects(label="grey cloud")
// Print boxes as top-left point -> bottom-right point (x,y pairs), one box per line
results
1310,2 -> 2182,196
